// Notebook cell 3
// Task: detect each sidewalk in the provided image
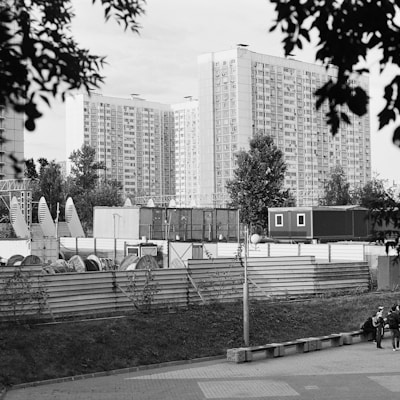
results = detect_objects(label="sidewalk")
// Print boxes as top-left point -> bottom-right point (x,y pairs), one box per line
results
5,336 -> 400,399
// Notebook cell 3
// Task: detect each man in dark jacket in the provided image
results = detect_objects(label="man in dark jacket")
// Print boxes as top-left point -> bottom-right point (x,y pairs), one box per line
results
361,316 -> 376,341
386,304 -> 400,351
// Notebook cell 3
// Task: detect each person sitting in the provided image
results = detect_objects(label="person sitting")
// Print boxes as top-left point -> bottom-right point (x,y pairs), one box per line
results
361,316 -> 376,341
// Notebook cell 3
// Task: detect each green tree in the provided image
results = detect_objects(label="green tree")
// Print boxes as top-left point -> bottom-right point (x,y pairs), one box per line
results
24,158 -> 38,179
68,179 -> 123,234
1,0 -> 145,132
69,145 -> 105,193
37,161 -> 65,219
92,179 -> 124,207
29,159 -> 65,220
226,135 -> 292,232
67,145 -> 123,233
354,177 -> 391,209
319,166 -> 353,206
270,0 -> 400,144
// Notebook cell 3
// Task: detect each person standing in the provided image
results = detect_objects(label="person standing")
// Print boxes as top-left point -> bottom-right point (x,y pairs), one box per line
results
372,306 -> 385,349
386,304 -> 400,351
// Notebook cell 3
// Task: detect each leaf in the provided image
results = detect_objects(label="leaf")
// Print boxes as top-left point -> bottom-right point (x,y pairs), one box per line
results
378,107 -> 396,129
340,112 -> 351,124
347,87 -> 368,116
392,126 -> 400,147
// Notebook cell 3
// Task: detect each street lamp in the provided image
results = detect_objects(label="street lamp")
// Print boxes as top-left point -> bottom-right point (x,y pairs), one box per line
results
243,228 -> 261,346
243,225 -> 250,346
112,213 -> 121,261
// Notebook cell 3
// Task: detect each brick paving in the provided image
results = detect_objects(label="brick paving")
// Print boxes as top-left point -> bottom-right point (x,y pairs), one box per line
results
5,337 -> 400,400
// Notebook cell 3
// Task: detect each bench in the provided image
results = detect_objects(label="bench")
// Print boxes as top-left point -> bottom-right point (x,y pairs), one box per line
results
341,329 -> 372,344
227,333 -> 344,363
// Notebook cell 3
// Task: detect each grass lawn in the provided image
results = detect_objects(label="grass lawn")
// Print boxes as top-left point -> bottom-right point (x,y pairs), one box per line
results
1,291 -> 400,389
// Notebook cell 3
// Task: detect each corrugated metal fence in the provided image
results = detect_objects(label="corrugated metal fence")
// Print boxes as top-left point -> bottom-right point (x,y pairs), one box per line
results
0,256 -> 370,321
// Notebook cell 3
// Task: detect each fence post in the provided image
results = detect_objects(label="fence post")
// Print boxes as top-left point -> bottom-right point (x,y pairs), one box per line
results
75,237 -> 78,255
298,243 -> 301,256
328,244 -> 332,263
111,270 -> 118,312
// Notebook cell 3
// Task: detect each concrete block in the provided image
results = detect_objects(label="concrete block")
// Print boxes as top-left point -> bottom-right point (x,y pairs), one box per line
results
295,339 -> 309,353
266,344 -> 283,357
306,338 -> 321,351
322,334 -> 343,347
227,348 -> 247,363
359,332 -> 372,342
331,335 -> 343,347
342,335 -> 353,345
244,349 -> 253,362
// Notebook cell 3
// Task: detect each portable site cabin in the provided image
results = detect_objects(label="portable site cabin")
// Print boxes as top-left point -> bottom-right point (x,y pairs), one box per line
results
93,206 -> 240,242
268,205 -> 372,243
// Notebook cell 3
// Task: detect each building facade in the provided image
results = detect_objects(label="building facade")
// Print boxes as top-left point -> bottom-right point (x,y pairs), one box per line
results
197,47 -> 371,206
0,105 -> 24,180
66,93 -> 175,201
171,98 -> 200,207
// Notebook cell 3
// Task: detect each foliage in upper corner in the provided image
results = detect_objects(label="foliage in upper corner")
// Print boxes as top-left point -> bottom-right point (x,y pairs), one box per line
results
226,135 -> 293,232
269,0 -> 400,143
0,0 -> 146,131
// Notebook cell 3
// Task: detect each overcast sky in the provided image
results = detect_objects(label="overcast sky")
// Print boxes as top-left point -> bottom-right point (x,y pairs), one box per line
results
25,0 -> 400,184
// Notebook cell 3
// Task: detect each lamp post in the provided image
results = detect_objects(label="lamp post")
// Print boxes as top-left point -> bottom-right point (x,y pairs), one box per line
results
243,229 -> 261,346
112,213 -> 121,261
243,225 -> 250,346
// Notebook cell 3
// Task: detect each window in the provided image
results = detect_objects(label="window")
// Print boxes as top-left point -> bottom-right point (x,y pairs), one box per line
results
275,214 -> 283,227
297,213 -> 305,227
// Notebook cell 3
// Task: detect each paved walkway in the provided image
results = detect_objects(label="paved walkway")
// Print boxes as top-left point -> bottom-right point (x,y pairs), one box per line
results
5,337 -> 400,399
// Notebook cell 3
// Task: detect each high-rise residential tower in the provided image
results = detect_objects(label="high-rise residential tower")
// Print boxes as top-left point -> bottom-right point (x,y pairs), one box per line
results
198,47 -> 371,206
172,98 -> 200,207
66,93 -> 175,201
0,105 -> 24,180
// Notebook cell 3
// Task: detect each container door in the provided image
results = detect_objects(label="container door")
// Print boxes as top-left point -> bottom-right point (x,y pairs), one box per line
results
152,208 -> 165,240
192,243 -> 203,259
203,211 -> 213,241
139,208 -> 152,239
191,209 -> 203,240
228,210 -> 238,241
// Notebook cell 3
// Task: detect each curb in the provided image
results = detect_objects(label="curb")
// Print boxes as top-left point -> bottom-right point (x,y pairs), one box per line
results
6,354 -> 226,392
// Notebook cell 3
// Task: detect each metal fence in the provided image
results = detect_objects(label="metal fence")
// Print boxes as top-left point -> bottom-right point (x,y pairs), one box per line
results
0,256 -> 370,321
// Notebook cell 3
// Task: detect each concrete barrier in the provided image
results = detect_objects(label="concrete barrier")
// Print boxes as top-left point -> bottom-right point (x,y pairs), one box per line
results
227,331 -> 364,363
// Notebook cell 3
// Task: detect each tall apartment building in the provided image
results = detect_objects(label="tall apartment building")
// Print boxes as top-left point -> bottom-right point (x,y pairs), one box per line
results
198,47 -> 371,206
0,105 -> 24,180
66,93 -> 175,201
172,98 -> 200,206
